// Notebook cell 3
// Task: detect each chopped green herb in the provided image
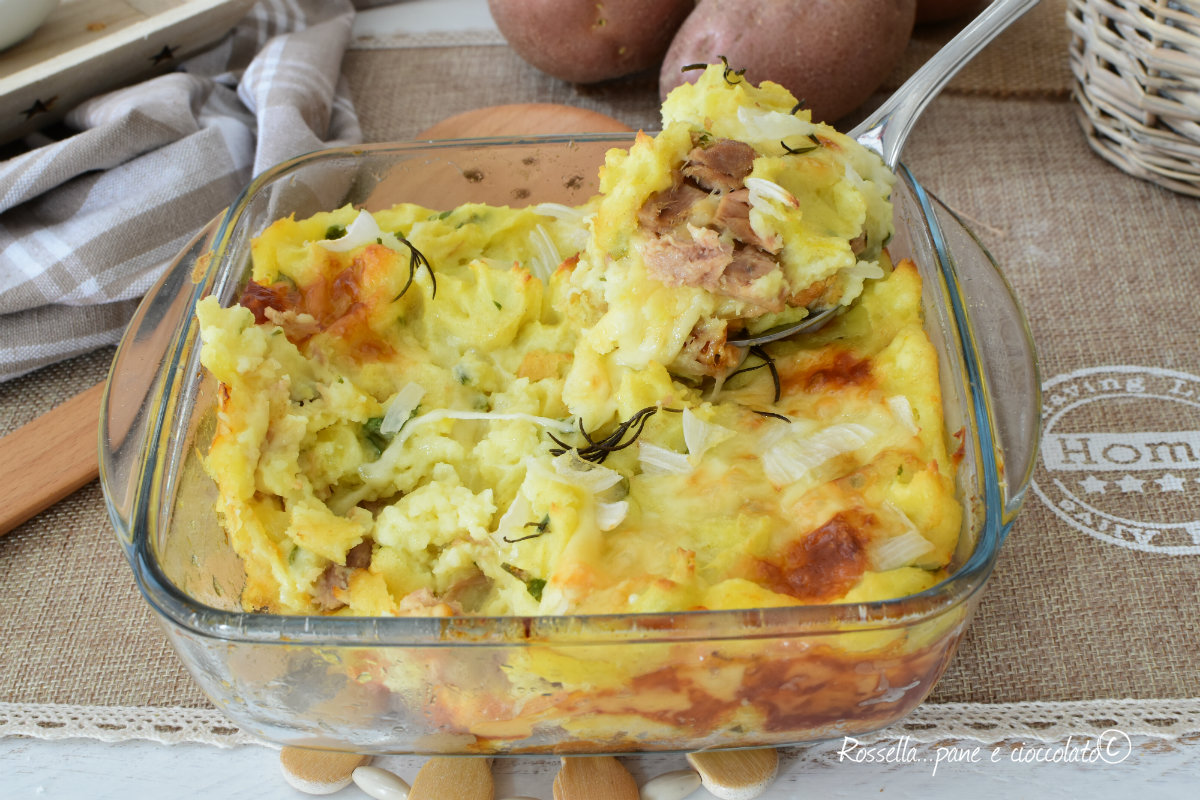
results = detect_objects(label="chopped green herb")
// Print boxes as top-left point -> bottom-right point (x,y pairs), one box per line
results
363,416 -> 391,453
324,224 -> 347,240
501,562 -> 546,601
493,300 -> 503,310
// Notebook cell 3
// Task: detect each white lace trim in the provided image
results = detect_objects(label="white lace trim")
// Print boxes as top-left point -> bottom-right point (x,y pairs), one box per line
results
0,703 -> 265,748
2,699 -> 1198,747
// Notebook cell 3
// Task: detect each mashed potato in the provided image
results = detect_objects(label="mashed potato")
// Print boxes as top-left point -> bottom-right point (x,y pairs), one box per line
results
197,65 -> 961,619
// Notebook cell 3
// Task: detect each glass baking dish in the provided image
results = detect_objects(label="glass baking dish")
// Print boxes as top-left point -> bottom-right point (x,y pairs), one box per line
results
99,135 -> 1040,755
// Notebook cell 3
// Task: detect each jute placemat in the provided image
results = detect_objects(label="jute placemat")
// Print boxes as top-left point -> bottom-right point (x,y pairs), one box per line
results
3,1 -> 1199,744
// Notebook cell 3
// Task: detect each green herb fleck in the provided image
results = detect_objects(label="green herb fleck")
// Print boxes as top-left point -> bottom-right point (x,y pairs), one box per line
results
324,224 -> 347,240
363,416 -> 391,453
493,300 -> 503,310
501,562 -> 546,601
504,515 -> 550,544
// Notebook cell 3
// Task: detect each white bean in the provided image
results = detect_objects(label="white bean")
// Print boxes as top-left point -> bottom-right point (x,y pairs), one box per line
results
353,765 -> 411,800
640,769 -> 702,800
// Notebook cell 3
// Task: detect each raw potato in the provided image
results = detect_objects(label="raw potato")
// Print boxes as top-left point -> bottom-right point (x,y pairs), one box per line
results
488,0 -> 695,84
917,0 -> 986,25
660,0 -> 917,124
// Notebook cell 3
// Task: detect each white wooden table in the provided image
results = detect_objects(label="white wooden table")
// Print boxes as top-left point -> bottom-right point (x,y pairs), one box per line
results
5,735 -> 1199,798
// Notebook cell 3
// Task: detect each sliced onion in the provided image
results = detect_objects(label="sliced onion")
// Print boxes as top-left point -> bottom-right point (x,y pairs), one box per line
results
843,261 -> 885,281
534,203 -> 592,224
595,500 -> 629,531
315,210 -> 384,252
379,382 -> 425,435
886,395 -> 919,435
682,407 -> 734,465
737,106 -> 816,141
746,177 -> 799,221
870,529 -> 934,571
638,440 -> 691,475
528,223 -> 560,283
495,491 -> 532,539
551,451 -> 623,493
760,423 -> 874,486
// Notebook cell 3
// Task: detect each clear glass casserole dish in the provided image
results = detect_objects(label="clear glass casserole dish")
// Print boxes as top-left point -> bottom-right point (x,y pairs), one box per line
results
100,135 -> 1040,755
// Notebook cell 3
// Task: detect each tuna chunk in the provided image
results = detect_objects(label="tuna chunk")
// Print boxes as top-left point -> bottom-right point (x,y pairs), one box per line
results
717,246 -> 786,312
642,224 -> 733,288
638,178 -> 709,235
715,188 -> 779,253
672,318 -> 742,379
311,539 -> 373,611
683,139 -> 756,193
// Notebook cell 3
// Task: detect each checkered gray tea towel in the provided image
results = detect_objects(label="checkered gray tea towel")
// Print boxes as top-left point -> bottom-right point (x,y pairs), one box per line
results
0,0 -> 361,382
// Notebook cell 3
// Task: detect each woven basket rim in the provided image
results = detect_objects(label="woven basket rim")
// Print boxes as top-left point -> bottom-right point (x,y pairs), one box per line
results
1069,0 -> 1200,195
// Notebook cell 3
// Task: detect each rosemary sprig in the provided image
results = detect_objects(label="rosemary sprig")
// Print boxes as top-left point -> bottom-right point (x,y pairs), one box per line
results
548,406 -> 659,464
394,232 -> 437,300
752,409 -> 791,422
681,56 -> 745,86
503,515 -> 550,544
728,347 -> 781,403
781,133 -> 821,155
717,55 -> 746,85
751,345 -> 781,403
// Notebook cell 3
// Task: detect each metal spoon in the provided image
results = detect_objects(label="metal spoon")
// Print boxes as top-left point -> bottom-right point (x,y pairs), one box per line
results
727,0 -> 1040,348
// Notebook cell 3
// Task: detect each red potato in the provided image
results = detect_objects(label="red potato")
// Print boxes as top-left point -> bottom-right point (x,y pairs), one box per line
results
488,0 -> 695,84
660,0 -> 917,124
917,0 -> 987,25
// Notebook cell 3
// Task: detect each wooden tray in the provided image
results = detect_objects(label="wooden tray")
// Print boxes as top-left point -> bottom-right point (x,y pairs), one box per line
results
0,0 -> 254,145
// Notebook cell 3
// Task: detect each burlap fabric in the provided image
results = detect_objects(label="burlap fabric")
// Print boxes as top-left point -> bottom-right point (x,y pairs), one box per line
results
2,0 -> 1199,743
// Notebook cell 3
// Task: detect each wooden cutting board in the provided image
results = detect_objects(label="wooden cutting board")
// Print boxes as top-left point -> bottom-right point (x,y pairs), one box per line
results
0,104 -> 631,537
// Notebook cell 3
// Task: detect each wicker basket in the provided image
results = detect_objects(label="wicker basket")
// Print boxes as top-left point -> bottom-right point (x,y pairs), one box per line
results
1067,0 -> 1200,196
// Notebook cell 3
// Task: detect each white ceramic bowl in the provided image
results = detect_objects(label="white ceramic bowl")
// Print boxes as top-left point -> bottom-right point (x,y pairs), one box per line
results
0,0 -> 59,51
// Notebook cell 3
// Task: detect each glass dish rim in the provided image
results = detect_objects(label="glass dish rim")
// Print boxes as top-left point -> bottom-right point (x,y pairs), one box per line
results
105,134 -> 1014,648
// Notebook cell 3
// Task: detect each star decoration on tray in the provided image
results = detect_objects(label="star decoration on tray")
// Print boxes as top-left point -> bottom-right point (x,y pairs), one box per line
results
1080,475 -> 1107,494
20,96 -> 57,120
151,44 -> 177,65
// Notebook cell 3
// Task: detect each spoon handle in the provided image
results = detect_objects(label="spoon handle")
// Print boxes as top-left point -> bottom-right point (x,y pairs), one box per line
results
851,0 -> 1041,167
